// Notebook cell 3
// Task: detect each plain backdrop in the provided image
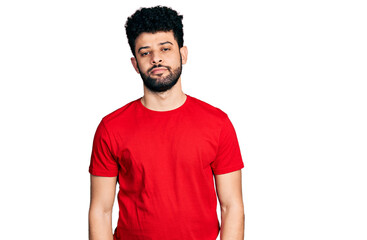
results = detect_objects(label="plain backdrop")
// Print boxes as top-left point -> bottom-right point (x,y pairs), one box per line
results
0,0 -> 366,239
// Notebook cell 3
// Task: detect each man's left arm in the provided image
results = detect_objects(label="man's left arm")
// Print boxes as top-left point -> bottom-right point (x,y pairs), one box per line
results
214,169 -> 244,240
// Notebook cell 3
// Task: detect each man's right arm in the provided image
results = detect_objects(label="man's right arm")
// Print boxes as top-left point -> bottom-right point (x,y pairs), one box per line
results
89,175 -> 117,240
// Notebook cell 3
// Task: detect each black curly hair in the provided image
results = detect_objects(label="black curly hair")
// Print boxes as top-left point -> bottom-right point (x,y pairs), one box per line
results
125,6 -> 184,56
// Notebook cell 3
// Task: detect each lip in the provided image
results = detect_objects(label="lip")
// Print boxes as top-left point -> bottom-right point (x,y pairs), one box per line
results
150,67 -> 167,74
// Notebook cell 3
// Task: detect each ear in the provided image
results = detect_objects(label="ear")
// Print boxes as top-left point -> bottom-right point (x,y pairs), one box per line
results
130,57 -> 140,74
180,46 -> 188,65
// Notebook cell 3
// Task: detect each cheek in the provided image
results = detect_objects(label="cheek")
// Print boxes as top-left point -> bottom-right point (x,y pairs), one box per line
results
168,54 -> 181,67
136,59 -> 150,72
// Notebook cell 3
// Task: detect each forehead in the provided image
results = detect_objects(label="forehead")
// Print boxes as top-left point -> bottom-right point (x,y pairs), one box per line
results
135,31 -> 177,48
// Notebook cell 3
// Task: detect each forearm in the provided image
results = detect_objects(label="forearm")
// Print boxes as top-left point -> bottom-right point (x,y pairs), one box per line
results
220,205 -> 245,240
89,209 -> 114,240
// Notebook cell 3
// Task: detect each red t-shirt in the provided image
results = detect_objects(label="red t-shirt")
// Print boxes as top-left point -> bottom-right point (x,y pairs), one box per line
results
89,94 -> 244,240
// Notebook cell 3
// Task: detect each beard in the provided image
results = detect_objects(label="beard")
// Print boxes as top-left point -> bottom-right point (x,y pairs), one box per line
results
137,58 -> 182,93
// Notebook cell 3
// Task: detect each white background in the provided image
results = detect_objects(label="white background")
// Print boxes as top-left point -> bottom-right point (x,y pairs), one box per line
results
0,0 -> 366,239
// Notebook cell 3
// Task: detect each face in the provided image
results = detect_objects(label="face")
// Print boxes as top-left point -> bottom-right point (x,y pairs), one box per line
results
131,31 -> 187,93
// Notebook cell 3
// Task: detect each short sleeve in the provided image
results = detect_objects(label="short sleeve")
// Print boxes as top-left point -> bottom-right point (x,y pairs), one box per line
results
89,120 -> 119,177
211,115 -> 244,175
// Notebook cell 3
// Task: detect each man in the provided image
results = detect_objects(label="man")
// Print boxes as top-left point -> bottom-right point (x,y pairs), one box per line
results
89,6 -> 244,240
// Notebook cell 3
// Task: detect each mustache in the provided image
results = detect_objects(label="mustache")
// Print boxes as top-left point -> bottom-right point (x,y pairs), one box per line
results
148,64 -> 171,73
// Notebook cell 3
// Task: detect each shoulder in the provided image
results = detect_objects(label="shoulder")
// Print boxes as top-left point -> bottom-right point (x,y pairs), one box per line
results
100,98 -> 140,127
187,95 -> 228,120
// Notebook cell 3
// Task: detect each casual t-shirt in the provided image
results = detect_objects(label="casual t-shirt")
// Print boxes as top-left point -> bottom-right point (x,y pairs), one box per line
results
89,94 -> 244,240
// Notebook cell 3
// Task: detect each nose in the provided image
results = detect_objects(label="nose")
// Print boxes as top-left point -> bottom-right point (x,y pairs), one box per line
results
150,52 -> 163,65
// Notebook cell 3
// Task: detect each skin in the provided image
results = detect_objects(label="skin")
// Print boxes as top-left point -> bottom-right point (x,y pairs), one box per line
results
89,176 -> 116,240
131,31 -> 188,111
215,170 -> 245,240
89,31 -> 244,240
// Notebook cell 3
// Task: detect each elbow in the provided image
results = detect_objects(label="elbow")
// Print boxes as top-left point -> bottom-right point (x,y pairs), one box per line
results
89,205 -> 113,218
220,202 -> 244,213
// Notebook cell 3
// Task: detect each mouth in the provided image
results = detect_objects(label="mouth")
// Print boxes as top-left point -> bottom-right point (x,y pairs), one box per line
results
150,67 -> 168,75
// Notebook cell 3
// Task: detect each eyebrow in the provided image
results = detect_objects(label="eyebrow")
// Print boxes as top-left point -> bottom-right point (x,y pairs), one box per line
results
137,41 -> 174,53
159,41 -> 173,46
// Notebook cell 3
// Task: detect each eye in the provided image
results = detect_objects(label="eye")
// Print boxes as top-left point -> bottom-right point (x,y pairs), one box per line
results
140,52 -> 150,57
162,47 -> 170,52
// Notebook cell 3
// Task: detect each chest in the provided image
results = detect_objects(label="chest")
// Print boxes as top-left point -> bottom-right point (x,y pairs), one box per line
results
114,115 -> 219,176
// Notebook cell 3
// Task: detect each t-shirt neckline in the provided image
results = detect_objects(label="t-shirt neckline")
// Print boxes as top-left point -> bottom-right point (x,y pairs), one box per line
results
137,94 -> 190,115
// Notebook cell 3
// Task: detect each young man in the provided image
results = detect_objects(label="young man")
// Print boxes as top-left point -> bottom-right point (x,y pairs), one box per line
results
89,6 -> 244,240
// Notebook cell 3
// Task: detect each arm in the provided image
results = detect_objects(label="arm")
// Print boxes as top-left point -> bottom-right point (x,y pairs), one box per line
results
214,170 -> 245,240
89,175 -> 117,240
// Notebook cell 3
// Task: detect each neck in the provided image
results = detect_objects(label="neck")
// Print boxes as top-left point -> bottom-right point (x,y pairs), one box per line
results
141,78 -> 187,111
